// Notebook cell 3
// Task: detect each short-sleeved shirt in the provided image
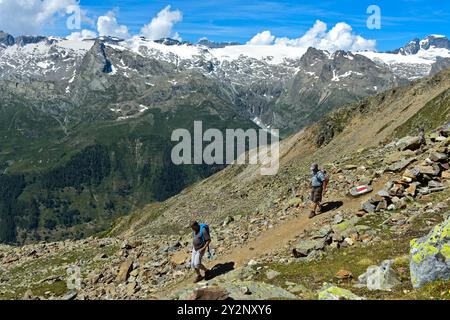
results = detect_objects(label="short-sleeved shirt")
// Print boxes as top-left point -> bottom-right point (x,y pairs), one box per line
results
311,171 -> 325,188
193,227 -> 211,251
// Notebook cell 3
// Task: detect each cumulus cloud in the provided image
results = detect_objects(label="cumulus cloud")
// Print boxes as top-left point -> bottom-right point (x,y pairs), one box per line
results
250,20 -> 376,52
97,10 -> 130,39
0,0 -> 80,35
247,31 -> 275,45
66,29 -> 98,41
140,5 -> 183,41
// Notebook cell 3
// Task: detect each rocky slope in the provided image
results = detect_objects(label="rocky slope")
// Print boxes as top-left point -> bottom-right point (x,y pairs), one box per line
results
0,67 -> 449,300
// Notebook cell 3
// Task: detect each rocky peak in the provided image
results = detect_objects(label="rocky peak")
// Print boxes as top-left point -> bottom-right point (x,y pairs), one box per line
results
299,47 -> 329,67
197,39 -> 240,49
420,35 -> 450,50
0,31 -> 15,47
154,38 -> 186,46
392,35 -> 450,55
15,35 -> 51,46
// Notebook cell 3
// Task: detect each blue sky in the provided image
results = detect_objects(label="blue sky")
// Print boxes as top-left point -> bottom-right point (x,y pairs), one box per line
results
16,1 -> 450,51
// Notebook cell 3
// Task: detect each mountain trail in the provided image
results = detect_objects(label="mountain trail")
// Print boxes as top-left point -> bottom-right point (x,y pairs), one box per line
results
156,179 -> 386,298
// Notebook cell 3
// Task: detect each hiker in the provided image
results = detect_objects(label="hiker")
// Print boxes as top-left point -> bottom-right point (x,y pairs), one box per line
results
309,163 -> 328,218
418,127 -> 426,147
190,221 -> 211,283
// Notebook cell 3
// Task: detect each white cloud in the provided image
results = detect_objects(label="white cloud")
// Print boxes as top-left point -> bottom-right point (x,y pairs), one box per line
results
140,5 -> 183,41
66,29 -> 97,41
0,0 -> 80,35
247,31 -> 275,45
97,11 -> 130,39
250,20 -> 376,52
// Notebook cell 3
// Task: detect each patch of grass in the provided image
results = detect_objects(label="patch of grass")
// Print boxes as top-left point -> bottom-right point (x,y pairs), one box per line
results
393,88 -> 450,138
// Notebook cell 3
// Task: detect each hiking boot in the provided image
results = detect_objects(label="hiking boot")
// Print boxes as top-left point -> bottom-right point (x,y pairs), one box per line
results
193,275 -> 204,283
309,211 -> 316,219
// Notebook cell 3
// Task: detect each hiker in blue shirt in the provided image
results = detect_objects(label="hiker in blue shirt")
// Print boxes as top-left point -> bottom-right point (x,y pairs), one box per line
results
190,221 -> 211,283
309,163 -> 328,218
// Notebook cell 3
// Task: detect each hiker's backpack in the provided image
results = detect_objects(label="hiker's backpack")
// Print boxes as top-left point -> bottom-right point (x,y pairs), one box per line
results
198,223 -> 210,244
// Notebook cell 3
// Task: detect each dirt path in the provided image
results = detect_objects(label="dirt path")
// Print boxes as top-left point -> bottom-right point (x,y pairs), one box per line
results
212,195 -> 370,268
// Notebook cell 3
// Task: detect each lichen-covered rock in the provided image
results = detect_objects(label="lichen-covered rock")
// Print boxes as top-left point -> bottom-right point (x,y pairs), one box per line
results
410,218 -> 450,288
318,285 -> 363,300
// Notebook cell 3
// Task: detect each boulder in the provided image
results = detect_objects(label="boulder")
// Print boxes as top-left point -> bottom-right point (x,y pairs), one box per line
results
286,283 -> 308,294
442,170 -> 450,179
190,287 -> 230,300
332,218 -> 359,238
62,290 -> 78,300
429,152 -> 448,162
333,214 -> 344,224
387,158 -> 415,172
362,201 -> 376,213
318,285 -> 363,300
116,260 -> 134,283
335,269 -> 353,280
293,239 -> 324,257
23,289 -> 39,300
410,217 -> 450,288
375,199 -> 388,211
369,194 -> 385,204
306,250 -> 325,262
358,260 -> 400,291
385,150 -> 414,164
406,183 -> 418,196
214,280 -> 297,300
428,180 -> 445,188
312,225 -> 333,239
396,136 -> 422,151
389,184 -> 404,196
266,269 -> 281,280
404,168 -> 420,179
377,190 -> 391,198
416,165 -> 440,176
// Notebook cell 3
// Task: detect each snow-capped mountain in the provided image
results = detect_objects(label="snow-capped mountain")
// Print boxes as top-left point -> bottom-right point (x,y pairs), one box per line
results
0,31 -> 448,132
360,35 -> 450,80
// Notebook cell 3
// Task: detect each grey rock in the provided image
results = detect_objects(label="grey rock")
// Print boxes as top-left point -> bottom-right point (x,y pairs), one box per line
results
266,269 -> 281,280
358,260 -> 400,291
62,290 -> 78,300
334,214 -> 344,224
362,201 -> 376,213
396,136 -> 422,151
387,158 -> 415,172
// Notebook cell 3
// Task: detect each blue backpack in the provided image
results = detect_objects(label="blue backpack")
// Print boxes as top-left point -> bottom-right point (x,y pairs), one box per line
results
194,223 -> 210,244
